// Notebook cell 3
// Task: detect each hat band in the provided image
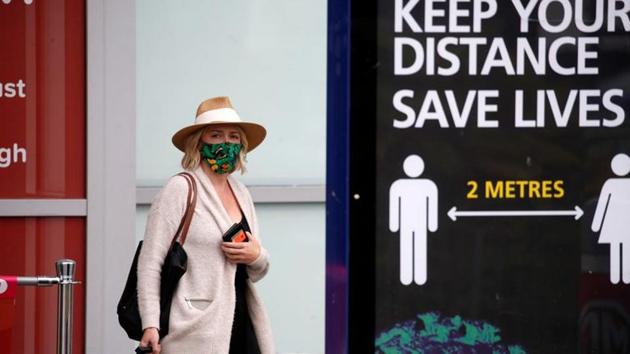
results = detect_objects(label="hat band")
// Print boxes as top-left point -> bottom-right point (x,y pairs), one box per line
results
195,108 -> 241,125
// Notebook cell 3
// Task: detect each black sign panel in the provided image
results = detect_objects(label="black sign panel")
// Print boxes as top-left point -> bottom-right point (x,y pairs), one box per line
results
349,0 -> 630,352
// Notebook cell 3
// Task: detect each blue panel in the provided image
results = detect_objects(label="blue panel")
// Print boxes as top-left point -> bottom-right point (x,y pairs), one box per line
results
325,0 -> 350,352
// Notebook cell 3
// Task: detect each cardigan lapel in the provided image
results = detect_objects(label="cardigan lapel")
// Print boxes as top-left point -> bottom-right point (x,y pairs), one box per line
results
192,166 -> 234,234
192,166 -> 253,234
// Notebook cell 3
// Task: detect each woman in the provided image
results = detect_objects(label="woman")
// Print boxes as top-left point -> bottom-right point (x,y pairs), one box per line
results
137,96 -> 274,353
592,153 -> 630,284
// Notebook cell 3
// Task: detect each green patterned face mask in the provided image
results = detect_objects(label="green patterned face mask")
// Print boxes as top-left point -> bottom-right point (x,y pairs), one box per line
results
200,143 -> 242,174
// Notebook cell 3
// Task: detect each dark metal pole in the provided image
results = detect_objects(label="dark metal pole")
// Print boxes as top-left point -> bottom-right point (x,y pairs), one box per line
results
56,259 -> 76,354
12,259 -> 78,354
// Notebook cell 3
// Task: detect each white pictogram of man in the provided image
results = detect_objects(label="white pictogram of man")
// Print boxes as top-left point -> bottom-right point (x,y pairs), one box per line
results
592,153 -> 630,284
389,154 -> 438,286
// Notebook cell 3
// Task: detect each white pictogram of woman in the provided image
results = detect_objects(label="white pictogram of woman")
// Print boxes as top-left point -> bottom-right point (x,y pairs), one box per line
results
389,155 -> 438,286
592,153 -> 630,284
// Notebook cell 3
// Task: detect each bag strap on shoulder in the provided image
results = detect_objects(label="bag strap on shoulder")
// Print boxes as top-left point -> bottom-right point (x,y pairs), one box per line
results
171,172 -> 197,247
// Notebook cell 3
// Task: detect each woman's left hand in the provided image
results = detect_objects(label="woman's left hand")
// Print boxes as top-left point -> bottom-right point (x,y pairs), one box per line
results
221,232 -> 261,264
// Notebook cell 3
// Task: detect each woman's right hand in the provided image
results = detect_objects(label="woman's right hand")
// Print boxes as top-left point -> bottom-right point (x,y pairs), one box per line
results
139,327 -> 161,354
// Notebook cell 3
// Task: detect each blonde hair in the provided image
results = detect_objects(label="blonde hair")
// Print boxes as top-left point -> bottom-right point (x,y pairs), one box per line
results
181,125 -> 249,173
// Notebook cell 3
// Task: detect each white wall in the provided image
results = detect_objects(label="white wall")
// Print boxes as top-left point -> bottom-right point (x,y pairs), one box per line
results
86,0 -> 137,352
135,1 -> 327,353
136,0 -> 327,186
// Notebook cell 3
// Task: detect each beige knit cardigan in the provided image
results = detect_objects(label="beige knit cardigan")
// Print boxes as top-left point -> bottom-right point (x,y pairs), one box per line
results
137,166 -> 274,353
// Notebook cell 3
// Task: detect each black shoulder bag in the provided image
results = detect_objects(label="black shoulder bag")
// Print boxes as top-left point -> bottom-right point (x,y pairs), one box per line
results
117,172 -> 197,340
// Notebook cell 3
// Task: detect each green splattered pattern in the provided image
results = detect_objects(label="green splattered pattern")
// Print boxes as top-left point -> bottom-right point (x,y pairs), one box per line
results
375,312 -> 526,354
200,142 -> 242,174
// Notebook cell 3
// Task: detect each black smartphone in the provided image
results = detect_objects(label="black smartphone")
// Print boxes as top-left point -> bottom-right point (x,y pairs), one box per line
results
222,222 -> 248,243
135,346 -> 153,354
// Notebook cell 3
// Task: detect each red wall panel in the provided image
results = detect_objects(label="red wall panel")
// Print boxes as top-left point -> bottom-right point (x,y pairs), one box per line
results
0,0 -> 85,198
0,1 -> 87,353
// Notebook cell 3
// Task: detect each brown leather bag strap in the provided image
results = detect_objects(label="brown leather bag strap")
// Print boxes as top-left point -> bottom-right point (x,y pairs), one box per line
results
178,172 -> 197,245
170,172 -> 197,248
171,174 -> 192,243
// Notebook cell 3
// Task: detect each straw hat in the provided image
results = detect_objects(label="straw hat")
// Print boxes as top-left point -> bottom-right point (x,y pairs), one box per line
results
171,96 -> 267,152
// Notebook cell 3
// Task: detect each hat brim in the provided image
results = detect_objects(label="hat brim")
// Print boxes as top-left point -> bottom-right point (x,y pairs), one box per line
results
172,121 -> 267,152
